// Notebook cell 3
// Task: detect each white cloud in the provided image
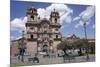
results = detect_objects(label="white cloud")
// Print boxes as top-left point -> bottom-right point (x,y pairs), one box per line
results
11,4 -> 73,32
37,3 -> 73,24
60,13 -> 72,24
73,6 -> 95,28
11,17 -> 27,31
11,17 -> 27,40
37,8 -> 46,19
11,4 -> 73,40
46,4 -> 73,24
46,3 -> 73,16
73,16 -> 80,21
79,6 -> 95,21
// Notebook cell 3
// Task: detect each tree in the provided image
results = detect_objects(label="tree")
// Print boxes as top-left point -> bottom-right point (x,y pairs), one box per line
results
57,40 -> 77,62
57,41 -> 67,55
73,39 -> 88,56
88,42 -> 95,54
57,40 -> 73,55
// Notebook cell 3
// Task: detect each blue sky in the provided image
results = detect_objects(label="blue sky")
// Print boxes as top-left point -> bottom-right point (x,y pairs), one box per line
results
10,1 -> 95,40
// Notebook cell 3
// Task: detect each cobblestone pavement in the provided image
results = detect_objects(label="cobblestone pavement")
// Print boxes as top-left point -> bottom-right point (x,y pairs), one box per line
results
10,54 -> 95,66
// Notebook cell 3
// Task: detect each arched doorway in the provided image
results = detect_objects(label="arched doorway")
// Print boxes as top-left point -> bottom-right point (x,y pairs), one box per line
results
42,45 -> 48,52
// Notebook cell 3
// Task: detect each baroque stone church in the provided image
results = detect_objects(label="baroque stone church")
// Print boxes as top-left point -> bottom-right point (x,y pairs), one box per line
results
23,7 -> 62,55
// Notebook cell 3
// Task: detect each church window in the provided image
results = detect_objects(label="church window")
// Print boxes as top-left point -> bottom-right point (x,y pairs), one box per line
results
30,34 -> 34,39
55,18 -> 57,23
56,35 -> 58,38
31,15 -> 34,20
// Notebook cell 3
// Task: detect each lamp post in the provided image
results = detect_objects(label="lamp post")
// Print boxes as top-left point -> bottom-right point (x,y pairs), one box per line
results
83,22 -> 89,61
18,31 -> 26,62
84,22 -> 87,39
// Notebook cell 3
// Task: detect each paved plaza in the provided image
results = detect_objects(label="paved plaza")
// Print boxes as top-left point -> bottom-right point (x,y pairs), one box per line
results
11,54 -> 95,66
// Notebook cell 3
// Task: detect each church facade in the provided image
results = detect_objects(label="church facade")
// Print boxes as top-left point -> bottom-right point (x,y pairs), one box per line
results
24,7 -> 62,55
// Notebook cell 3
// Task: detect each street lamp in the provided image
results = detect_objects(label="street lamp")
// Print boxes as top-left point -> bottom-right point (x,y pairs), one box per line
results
83,21 -> 89,61
18,31 -> 26,62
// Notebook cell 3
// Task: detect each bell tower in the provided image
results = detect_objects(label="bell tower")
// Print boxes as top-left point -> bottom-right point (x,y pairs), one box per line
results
50,9 -> 60,24
25,7 -> 38,54
49,9 -> 62,54
26,7 -> 38,22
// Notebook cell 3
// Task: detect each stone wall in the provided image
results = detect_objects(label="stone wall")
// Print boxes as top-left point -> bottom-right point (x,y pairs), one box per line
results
26,41 -> 37,54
